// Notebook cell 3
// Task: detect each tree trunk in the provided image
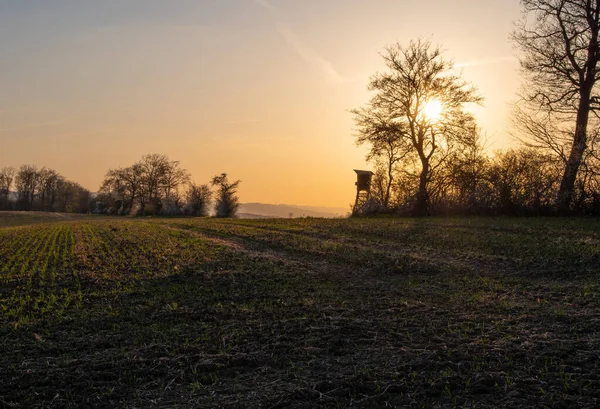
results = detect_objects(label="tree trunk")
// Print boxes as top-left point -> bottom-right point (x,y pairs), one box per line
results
384,160 -> 393,209
50,191 -> 56,212
413,159 -> 429,216
128,192 -> 136,214
556,90 -> 591,214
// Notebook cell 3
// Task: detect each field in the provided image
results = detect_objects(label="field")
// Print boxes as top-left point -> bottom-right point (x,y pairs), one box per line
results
0,211 -> 99,228
0,213 -> 599,408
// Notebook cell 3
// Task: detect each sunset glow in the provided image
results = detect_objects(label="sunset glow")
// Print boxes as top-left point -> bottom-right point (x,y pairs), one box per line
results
423,99 -> 444,122
0,0 -> 522,208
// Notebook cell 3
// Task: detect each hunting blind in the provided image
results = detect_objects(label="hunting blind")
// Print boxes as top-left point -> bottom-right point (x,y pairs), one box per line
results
353,169 -> 374,213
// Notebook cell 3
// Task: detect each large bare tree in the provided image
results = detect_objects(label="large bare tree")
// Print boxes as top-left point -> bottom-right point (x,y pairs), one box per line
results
100,165 -> 144,214
353,39 -> 481,215
15,165 -> 39,210
38,167 -> 61,211
99,154 -> 191,215
513,0 -> 600,213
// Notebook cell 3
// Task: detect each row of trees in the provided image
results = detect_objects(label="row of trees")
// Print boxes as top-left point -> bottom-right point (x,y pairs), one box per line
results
363,142 -> 600,216
0,165 -> 90,213
353,0 -> 600,216
1,154 -> 241,217
96,154 -> 240,217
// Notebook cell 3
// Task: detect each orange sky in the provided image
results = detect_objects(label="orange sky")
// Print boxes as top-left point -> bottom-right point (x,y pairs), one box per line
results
0,0 -> 522,208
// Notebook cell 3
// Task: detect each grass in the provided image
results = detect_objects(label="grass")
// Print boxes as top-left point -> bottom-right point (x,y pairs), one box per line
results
0,213 -> 599,408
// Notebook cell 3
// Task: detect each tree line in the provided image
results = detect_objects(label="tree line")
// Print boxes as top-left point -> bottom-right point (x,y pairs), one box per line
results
96,153 -> 240,217
353,0 -> 600,216
0,165 -> 90,213
0,154 -> 241,217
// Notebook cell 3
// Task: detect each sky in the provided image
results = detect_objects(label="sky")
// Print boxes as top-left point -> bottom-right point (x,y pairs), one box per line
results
0,0 -> 523,208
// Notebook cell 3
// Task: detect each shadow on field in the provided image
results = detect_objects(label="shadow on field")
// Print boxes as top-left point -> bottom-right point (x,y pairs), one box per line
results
3,256 -> 600,408
164,220 -> 451,278
1,218 -> 600,408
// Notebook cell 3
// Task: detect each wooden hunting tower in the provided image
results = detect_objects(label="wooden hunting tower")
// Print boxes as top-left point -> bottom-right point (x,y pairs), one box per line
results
353,169 -> 374,213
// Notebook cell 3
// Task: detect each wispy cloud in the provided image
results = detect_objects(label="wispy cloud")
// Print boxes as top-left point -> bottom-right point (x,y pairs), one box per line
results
455,56 -> 517,68
275,23 -> 346,85
254,0 -> 275,13
253,0 -> 346,84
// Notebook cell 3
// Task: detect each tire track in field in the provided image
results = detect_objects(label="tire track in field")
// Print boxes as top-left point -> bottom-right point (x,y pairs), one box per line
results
158,222 -> 326,274
158,221 -> 519,284
158,221 -> 445,280
214,220 -> 519,277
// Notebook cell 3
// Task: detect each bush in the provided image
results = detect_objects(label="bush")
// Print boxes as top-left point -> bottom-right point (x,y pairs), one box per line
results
211,174 -> 240,218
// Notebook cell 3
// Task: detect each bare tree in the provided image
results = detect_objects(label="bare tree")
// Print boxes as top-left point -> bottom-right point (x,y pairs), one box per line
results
512,0 -> 600,212
162,160 -> 190,206
446,127 -> 490,213
99,154 -> 191,215
139,154 -> 170,213
15,165 -> 39,210
185,183 -> 212,216
0,167 -> 16,209
100,167 -> 128,213
122,164 -> 144,213
100,164 -> 147,214
211,173 -> 240,218
37,168 -> 61,211
137,154 -> 189,214
55,180 -> 90,213
487,148 -> 561,214
351,106 -> 412,208
512,107 -> 573,162
354,39 -> 481,215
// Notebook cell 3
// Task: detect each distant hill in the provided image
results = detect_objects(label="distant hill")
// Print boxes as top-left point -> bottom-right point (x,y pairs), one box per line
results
236,213 -> 278,219
238,203 -> 349,219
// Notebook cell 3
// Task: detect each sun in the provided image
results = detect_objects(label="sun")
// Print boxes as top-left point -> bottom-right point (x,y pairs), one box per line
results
423,99 -> 443,121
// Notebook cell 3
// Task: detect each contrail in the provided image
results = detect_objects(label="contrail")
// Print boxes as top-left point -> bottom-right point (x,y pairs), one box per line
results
253,0 -> 346,84
254,0 -> 275,13
276,23 -> 345,84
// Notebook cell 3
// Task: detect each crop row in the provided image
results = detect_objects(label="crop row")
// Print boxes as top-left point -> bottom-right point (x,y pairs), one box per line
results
0,221 -> 221,324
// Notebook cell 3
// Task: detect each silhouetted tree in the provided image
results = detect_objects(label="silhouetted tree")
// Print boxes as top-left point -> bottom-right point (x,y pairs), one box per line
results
443,127 -> 491,213
139,154 -> 171,214
100,167 -> 130,214
37,168 -> 61,211
185,183 -> 212,217
15,165 -> 39,210
211,173 -> 240,218
512,0 -> 600,213
121,164 -> 144,214
354,39 -> 482,215
351,105 -> 412,208
99,154 -> 190,215
161,160 -> 190,214
54,180 -> 90,213
487,149 -> 561,215
0,166 -> 15,210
